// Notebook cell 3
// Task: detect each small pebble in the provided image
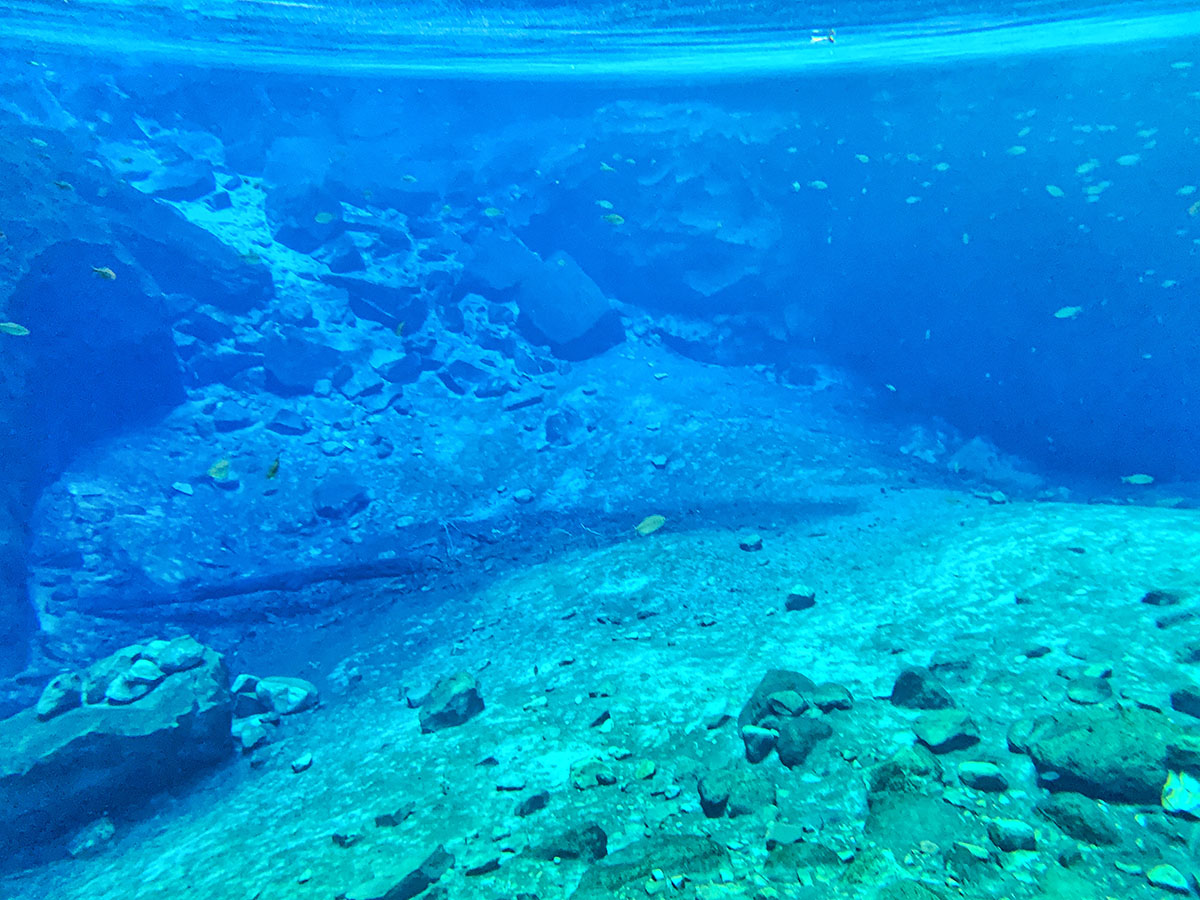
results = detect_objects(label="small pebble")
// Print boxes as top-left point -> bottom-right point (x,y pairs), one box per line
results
291,752 -> 313,773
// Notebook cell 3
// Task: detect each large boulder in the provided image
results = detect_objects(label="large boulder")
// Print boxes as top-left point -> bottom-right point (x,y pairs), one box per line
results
0,639 -> 233,855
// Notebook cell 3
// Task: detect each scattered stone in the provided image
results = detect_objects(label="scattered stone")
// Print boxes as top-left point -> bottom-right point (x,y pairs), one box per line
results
143,636 -> 207,674
1036,792 -> 1121,845
914,709 -> 980,754
1142,590 -> 1183,606
1067,675 -> 1113,705
811,682 -> 853,712
634,759 -> 657,780
1161,770 -> 1200,817
66,816 -> 116,859
1169,684 -> 1200,719
374,802 -> 416,827
775,717 -> 833,769
1146,863 -> 1190,894
312,476 -> 371,520
231,715 -> 272,752
785,584 -> 816,610
738,533 -> 764,552
418,671 -> 484,733
739,670 -> 816,730
570,757 -> 617,789
255,676 -> 319,715
291,752 -> 313,773
267,409 -> 310,435
890,667 -> 956,710
517,790 -> 550,817
957,761 -> 1008,793
36,671 -> 83,721
987,818 -> 1036,852
528,823 -> 608,862
741,724 -> 778,764
341,845 -> 454,900
332,827 -> 362,848
513,488 -> 535,504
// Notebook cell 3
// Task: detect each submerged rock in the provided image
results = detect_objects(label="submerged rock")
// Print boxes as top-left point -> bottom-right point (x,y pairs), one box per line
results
419,671 -> 484,733
0,640 -> 232,854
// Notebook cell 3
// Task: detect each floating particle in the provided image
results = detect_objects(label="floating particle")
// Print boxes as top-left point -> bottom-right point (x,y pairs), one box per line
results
1006,145 -> 1027,156
1177,185 -> 1197,196
0,322 -> 30,336
934,162 -> 950,172
601,213 -> 625,225
1075,159 -> 1100,175
1054,306 -> 1082,319
483,207 -> 503,218
91,266 -> 116,280
1121,473 -> 1154,485
1116,154 -> 1140,166
595,199 -> 614,209
635,514 -> 666,536
809,180 -> 828,190
855,154 -> 870,163
208,459 -> 231,480
1045,185 -> 1065,198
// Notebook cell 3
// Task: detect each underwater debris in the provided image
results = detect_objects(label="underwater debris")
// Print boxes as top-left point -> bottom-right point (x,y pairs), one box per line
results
208,458 -> 232,480
0,321 -> 30,336
1054,306 -> 1083,319
635,514 -> 665,536
1121,473 -> 1154,485
92,265 -> 116,280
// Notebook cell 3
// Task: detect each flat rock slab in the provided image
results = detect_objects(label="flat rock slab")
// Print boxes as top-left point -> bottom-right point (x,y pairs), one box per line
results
0,646 -> 232,854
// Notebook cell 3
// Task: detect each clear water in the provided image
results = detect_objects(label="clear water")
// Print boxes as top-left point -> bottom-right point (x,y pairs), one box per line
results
2,1 -> 1200,897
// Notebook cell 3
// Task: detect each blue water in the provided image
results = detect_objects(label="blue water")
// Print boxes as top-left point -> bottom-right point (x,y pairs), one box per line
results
2,1 -> 1200,895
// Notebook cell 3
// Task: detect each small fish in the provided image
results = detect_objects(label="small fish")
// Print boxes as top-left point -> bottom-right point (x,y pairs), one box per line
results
596,199 -> 614,210
1121,473 -> 1155,485
53,180 -> 73,191
313,211 -> 335,225
1189,200 -> 1200,217
483,207 -> 503,218
395,320 -> 405,337
602,213 -> 625,226
29,137 -> 47,148
120,156 -> 133,164
402,174 -> 418,183
600,162 -> 617,173
266,457 -> 280,480
635,514 -> 666,536
208,458 -> 231,480
1054,306 -> 1083,319
810,29 -> 835,44
0,322 -> 30,336
239,250 -> 261,264
92,266 -> 116,280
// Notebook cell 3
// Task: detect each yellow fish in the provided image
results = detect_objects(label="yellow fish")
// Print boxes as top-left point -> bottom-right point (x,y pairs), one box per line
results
266,457 -> 280,480
1053,306 -> 1083,319
602,214 -> 625,226
635,514 -> 666,536
92,266 -> 116,280
0,322 -> 30,336
208,459 -> 231,480
1121,473 -> 1154,485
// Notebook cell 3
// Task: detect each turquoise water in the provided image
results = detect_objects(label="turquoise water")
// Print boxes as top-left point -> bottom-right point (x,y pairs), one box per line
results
2,2 -> 1200,897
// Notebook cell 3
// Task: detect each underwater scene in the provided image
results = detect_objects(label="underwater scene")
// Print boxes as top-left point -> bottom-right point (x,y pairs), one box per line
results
1,0 -> 1200,897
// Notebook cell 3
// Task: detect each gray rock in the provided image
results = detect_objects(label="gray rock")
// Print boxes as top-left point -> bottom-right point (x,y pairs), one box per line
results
738,670 -> 816,730
1170,684 -> 1200,719
775,717 -> 833,769
65,816 -> 116,859
914,709 -> 981,754
785,584 -> 816,611
0,643 -> 231,854
529,823 -> 608,862
142,635 -> 206,674
987,818 -> 1036,852
419,671 -> 484,733
811,682 -> 853,712
741,724 -> 778,764
341,845 -> 454,900
1036,792 -> 1121,845
255,676 -> 318,715
891,667 -> 956,709
211,401 -> 254,432
957,761 -> 1008,793
312,477 -> 371,520
267,409 -> 309,436
36,671 -> 83,721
